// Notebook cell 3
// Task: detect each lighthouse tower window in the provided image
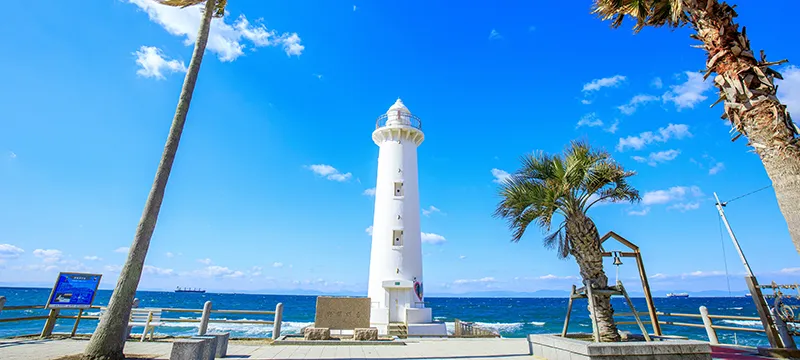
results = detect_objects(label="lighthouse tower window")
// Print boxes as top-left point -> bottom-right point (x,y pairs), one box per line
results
393,182 -> 404,197
392,230 -> 404,246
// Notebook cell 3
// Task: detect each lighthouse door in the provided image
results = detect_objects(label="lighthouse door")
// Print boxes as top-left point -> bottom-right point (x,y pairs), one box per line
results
388,289 -> 403,322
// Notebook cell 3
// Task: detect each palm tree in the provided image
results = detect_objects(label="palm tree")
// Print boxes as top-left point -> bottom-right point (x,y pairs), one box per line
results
592,0 -> 800,255
83,1 -> 225,359
495,141 -> 640,342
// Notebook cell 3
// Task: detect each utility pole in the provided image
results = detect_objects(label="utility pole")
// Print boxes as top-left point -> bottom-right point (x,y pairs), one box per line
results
713,192 -> 785,349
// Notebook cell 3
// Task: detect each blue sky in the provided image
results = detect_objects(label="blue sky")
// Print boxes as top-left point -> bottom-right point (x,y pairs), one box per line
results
1,0 -> 799,295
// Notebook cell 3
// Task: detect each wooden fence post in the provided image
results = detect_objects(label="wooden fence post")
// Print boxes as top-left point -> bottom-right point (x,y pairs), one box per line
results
40,308 -> 60,338
699,306 -> 719,345
272,303 -> 283,340
70,309 -> 84,337
0,296 -> 6,315
199,301 -> 212,335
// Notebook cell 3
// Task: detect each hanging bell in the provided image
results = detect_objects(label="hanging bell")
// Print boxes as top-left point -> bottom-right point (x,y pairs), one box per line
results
613,252 -> 623,266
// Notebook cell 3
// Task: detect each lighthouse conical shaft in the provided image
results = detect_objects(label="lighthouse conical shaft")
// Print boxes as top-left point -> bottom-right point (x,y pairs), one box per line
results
367,99 -> 438,334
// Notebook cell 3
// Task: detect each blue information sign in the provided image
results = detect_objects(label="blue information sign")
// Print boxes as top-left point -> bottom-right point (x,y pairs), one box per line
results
46,272 -> 102,309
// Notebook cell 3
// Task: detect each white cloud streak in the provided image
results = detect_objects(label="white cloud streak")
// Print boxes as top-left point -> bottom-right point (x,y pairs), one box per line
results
306,164 -> 352,182
617,124 -> 691,151
134,46 -> 187,79
583,75 -> 626,92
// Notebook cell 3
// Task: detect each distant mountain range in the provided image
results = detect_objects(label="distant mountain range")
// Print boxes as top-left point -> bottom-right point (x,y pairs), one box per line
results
0,284 -> 748,298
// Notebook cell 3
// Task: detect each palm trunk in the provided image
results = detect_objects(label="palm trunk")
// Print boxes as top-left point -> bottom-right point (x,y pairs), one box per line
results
82,1 -> 217,359
687,0 -> 800,254
567,215 -> 620,342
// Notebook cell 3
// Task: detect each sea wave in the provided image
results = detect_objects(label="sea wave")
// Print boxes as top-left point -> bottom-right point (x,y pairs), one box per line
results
151,319 -> 313,337
443,321 -> 542,334
721,320 -> 762,328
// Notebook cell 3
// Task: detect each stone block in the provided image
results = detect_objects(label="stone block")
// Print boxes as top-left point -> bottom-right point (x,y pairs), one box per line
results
354,327 -> 378,341
314,296 -> 371,330
191,335 -> 218,360
170,338 -> 209,360
204,332 -> 229,358
304,327 -> 331,340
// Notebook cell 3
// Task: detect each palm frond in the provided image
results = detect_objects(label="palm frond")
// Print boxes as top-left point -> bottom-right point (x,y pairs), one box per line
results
591,0 -> 688,32
156,0 -> 227,17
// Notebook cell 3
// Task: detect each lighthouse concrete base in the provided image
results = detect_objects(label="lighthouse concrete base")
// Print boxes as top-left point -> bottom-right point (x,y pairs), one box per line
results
407,323 -> 448,336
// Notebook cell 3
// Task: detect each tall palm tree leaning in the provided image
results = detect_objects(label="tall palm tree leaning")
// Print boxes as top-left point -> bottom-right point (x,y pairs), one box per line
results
83,1 -> 226,359
495,141 -> 640,342
592,0 -> 800,255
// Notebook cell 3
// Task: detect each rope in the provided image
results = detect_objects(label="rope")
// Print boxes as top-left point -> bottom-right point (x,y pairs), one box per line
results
723,185 -> 772,204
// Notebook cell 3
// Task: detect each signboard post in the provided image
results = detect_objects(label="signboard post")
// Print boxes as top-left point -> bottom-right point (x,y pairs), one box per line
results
41,272 -> 102,338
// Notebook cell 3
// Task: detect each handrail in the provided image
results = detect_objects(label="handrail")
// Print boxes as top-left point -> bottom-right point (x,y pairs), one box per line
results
0,298 -> 285,340
614,305 -> 766,345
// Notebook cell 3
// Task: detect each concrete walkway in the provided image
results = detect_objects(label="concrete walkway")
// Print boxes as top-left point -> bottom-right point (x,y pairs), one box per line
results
0,337 -> 533,360
0,337 -> 777,360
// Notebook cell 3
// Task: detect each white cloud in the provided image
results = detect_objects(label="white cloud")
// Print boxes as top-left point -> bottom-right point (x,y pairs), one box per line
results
488,29 -> 502,40
143,265 -> 174,276
8,151 -> 16,159
114,247 -> 130,253
422,205 -> 442,217
133,46 -> 187,79
616,123 -> 691,151
105,265 -> 122,272
0,244 -> 24,259
631,149 -> 680,166
685,270 -> 726,278
128,0 -> 304,61
365,226 -> 373,236
618,94 -> 660,115
662,71 -> 713,109
642,186 -> 703,205
538,274 -> 577,280
581,99 -> 592,105
165,252 -> 175,258
83,256 -> 102,261
778,65 -> 800,117
421,232 -> 446,245
305,164 -> 352,182
459,255 -> 467,260
583,75 -> 626,92
250,266 -> 263,276
33,249 -> 63,264
272,262 -> 284,268
605,119 -> 619,134
576,112 -> 603,128
709,162 -> 725,175
198,265 -> 244,278
780,267 -> 800,274
353,5 -> 357,11
651,77 -> 663,89
363,187 -> 376,196
667,202 -> 701,212
627,208 -> 650,216
491,168 -> 511,184
453,277 -> 496,285
197,258 -> 213,265
313,73 -> 323,80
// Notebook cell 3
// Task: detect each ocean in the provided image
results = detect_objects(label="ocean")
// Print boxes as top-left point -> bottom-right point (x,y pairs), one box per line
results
0,287 -> 782,347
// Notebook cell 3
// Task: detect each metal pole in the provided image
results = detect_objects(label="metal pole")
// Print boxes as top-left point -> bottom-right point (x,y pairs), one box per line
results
713,192 -> 754,277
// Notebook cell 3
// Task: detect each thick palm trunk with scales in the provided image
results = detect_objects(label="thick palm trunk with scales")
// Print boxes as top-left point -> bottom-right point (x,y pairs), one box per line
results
567,214 -> 621,342
82,1 -> 217,359
687,0 -> 800,254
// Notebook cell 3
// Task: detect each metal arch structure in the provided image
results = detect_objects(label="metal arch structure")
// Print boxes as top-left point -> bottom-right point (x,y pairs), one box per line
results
599,231 -> 662,336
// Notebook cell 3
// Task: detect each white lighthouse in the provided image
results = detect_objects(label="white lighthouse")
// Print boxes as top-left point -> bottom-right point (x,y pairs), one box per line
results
367,99 -> 446,336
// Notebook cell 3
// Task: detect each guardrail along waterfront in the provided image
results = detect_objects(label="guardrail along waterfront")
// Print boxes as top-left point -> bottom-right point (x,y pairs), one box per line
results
0,296 -> 284,340
615,305 -> 764,345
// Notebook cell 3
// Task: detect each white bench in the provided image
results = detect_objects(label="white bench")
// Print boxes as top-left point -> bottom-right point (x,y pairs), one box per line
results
129,308 -> 165,342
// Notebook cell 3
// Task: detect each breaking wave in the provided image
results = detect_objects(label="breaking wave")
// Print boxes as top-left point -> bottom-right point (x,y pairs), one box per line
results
721,320 -> 762,328
149,319 -> 313,338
